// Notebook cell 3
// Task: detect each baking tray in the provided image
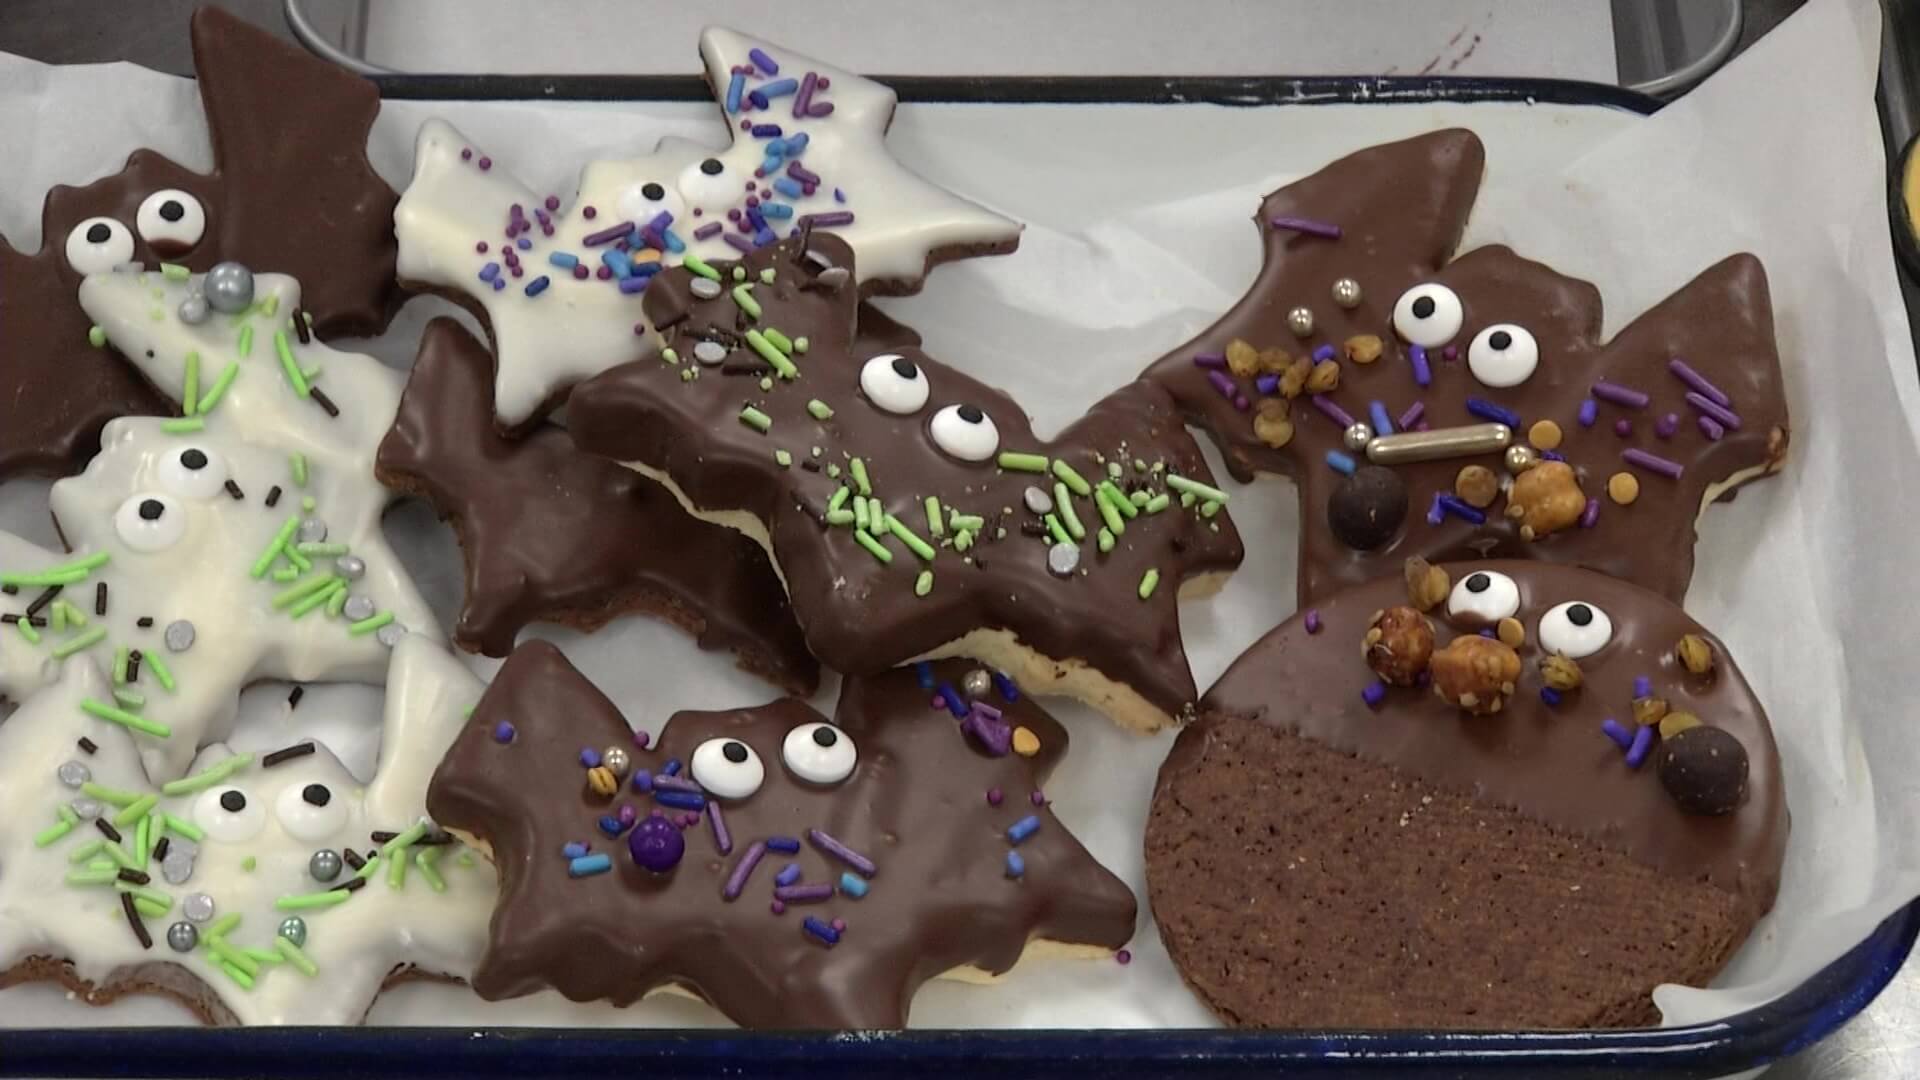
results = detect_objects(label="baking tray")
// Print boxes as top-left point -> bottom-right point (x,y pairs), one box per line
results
1,51 -> 1914,1080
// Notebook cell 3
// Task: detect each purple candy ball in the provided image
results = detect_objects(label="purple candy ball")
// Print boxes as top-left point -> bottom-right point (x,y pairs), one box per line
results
628,815 -> 685,873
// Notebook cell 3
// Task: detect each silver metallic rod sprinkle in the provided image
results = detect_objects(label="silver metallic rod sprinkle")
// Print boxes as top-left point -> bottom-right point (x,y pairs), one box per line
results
1365,423 -> 1513,465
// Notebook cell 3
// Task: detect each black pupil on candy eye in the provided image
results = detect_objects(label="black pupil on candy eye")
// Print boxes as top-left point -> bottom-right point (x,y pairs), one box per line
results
1489,331 -> 1513,350
642,183 -> 665,201
890,357 -> 918,380
1465,573 -> 1489,593
1568,604 -> 1594,626
722,741 -> 749,764
302,784 -> 331,807
138,499 -> 165,521
812,727 -> 837,748
1411,295 -> 1436,319
159,200 -> 185,222
86,223 -> 112,244
181,449 -> 208,470
219,791 -> 246,813
957,405 -> 984,424
700,158 -> 723,176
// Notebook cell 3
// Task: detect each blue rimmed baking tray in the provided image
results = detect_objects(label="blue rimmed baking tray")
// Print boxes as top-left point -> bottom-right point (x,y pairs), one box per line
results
1,64 -> 1912,1080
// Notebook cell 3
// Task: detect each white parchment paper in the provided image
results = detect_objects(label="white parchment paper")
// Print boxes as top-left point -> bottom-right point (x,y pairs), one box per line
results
0,0 -> 1914,1035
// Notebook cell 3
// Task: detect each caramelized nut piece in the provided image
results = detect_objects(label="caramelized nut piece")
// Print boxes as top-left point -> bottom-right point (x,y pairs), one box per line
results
1633,696 -> 1671,727
1252,398 -> 1295,449
1279,356 -> 1313,398
1528,420 -> 1563,450
1454,465 -> 1500,509
1505,461 -> 1586,537
1404,556 -> 1450,611
1429,635 -> 1522,715
1258,346 -> 1293,374
1363,606 -> 1435,686
1676,634 -> 1715,675
1659,710 -> 1703,740
586,766 -> 619,799
1344,334 -> 1384,365
1538,653 -> 1583,691
1226,338 -> 1261,378
1305,359 -> 1342,394
1495,617 -> 1525,649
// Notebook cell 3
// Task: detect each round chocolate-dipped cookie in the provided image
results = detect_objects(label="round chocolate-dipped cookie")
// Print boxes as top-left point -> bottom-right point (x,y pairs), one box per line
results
1145,561 -> 1785,1029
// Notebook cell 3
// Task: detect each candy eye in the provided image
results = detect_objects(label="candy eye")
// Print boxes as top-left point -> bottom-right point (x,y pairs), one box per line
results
274,781 -> 348,843
135,189 -> 207,252
677,156 -> 735,210
194,786 -> 265,844
114,493 -> 187,553
691,737 -> 764,800
859,353 -> 930,415
1538,601 -> 1613,658
616,179 -> 683,226
1447,570 -> 1520,623
158,446 -> 230,500
1391,283 -> 1464,348
1467,324 -> 1539,388
782,723 -> 857,786
64,217 -> 134,275
929,404 -> 999,462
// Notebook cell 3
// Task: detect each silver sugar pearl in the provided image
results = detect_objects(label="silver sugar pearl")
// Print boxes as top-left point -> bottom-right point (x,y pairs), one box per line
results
203,262 -> 256,314
56,760 -> 91,789
176,294 -> 210,325
1287,306 -> 1316,338
1342,422 -> 1375,453
1331,277 -> 1363,309
309,848 -> 343,882
164,619 -> 196,653
601,746 -> 632,779
69,798 -> 103,822
161,846 -> 196,885
182,893 -> 216,924
693,340 -> 729,366
278,917 -> 308,947
335,554 -> 366,580
1046,542 -> 1080,578
1505,444 -> 1540,474
166,922 -> 199,953
961,669 -> 993,699
342,594 -> 376,622
297,518 -> 328,544
1022,485 -> 1054,516
688,277 -> 724,300
376,622 -> 408,648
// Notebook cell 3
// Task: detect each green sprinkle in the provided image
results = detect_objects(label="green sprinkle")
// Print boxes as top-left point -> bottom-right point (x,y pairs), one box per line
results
290,452 -> 309,487
252,515 -> 302,578
852,494 -> 870,533
114,882 -> 172,910
794,336 -> 809,353
387,847 -> 409,888
1145,493 -> 1172,514
1165,474 -> 1229,504
112,688 -> 146,709
161,753 -> 253,796
272,573 -> 340,611
775,449 -> 793,468
288,579 -> 345,619
67,840 -> 104,864
1055,483 -> 1086,540
1135,459 -> 1150,473
1,552 -> 110,588
204,935 -> 259,977
180,352 -> 201,417
759,267 -> 776,284
731,284 -> 762,320
1098,527 -> 1117,553
825,509 -> 855,527
50,600 -> 65,635
135,814 -> 153,864
661,348 -> 679,365
763,327 -> 794,354
87,325 -> 107,348
296,542 -> 348,556
925,497 -> 944,537
1131,489 -> 1151,508
145,651 -> 176,692
826,463 -> 841,479
826,487 -> 850,514
807,399 -> 834,421
416,847 -> 447,893
242,855 -> 257,872
732,266 -> 746,282
205,914 -> 241,939
197,361 -> 240,414
683,253 -> 721,280
853,529 -> 893,564
1045,514 -> 1073,547
1180,491 -> 1196,508
1202,500 -> 1223,518
274,330 -> 311,397
1094,487 -> 1128,536
112,794 -> 159,827
237,323 -> 253,358
743,329 -> 798,378
348,610 -> 395,637
1138,569 -> 1161,600
953,528 -> 973,552
64,867 -> 116,886
215,961 -> 255,990
914,570 -> 934,597
81,698 -> 170,738
51,625 -> 107,659
59,805 -> 80,827
81,782 -> 141,807
300,495 -> 316,511
326,587 -> 349,618
270,567 -> 299,582
276,935 -> 320,976
1107,461 -> 1124,479
242,947 -> 281,965
738,405 -> 773,433
382,820 -> 430,859
284,545 -> 312,573
15,618 -> 40,645
161,262 -> 189,282
162,813 -> 202,842
262,293 -> 280,317
57,599 -> 86,627
997,451 -> 1049,473
355,853 -> 383,881
99,841 -> 139,871
948,512 -> 985,532
133,897 -> 170,920
886,515 -> 937,562
34,818 -> 76,849
759,376 -> 774,393
1098,480 -> 1140,519
849,457 -> 872,495
1051,459 -> 1092,497
276,888 -> 353,911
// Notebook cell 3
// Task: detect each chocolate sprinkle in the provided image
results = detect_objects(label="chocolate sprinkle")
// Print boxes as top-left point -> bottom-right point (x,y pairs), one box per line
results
95,818 -> 122,843
121,891 -> 152,950
1,584 -> 16,595
266,485 -> 283,508
153,837 -> 171,862
223,478 -> 245,500
2,614 -> 48,627
95,582 -> 107,616
292,307 -> 312,344
117,868 -> 151,886
286,686 -> 305,710
26,586 -> 61,618
77,737 -> 98,755
342,849 -> 366,871
310,386 -> 340,418
136,617 -> 154,628
800,459 -> 821,473
263,741 -> 316,768
127,650 -> 142,683
339,876 -> 367,894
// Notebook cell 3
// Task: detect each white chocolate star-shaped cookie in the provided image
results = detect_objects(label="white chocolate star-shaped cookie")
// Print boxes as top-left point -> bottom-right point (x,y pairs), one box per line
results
393,26 -> 1021,428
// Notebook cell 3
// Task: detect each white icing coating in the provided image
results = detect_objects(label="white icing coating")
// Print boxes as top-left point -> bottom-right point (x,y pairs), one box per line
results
392,26 -> 1021,426
0,638 -> 492,1026
0,270 -> 440,784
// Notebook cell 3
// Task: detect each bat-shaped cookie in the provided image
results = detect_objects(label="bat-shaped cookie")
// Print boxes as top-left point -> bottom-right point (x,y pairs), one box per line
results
0,7 -> 400,478
1146,560 -> 1786,1029
1141,129 -> 1789,606
393,27 -> 1020,429
427,642 -> 1136,1028
0,637 -> 492,1026
568,232 -> 1244,734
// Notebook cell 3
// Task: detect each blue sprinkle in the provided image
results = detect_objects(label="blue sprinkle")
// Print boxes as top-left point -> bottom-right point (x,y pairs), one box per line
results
601,249 -> 633,279
1368,400 -> 1395,436
1324,450 -> 1357,475
772,177 -> 806,199
663,759 -> 683,777
547,252 -> 579,270
580,748 -> 603,768
1479,628 -> 1496,638
753,227 -> 778,248
1540,687 -> 1563,706
515,236 -> 532,251
1311,343 -> 1336,363
492,721 -> 516,744
839,872 -> 869,898
748,90 -> 770,111
478,262 -> 500,283
802,915 -> 840,946
760,202 -> 794,220
938,684 -> 968,718
757,78 -> 799,99
524,275 -> 552,297
1540,450 -> 1567,462
618,275 -> 650,295
647,211 -> 673,233
1005,851 -> 1025,879
1425,491 -> 1446,526
1634,675 -> 1653,699
1361,681 -> 1387,707
1437,494 -> 1488,525
662,228 -> 686,254
775,862 -> 802,887
751,123 -> 784,138
568,853 -> 613,878
1601,718 -> 1634,750
785,133 -> 810,156
1465,397 -> 1521,428
761,153 -> 785,175
748,47 -> 779,75
1578,398 -> 1599,427
915,662 -> 935,689
631,770 -> 653,793
491,278 -> 506,292
834,187 -> 846,203
766,836 -> 801,854
597,815 -> 628,837
746,206 -> 769,232
654,789 -> 705,811
993,672 -> 1019,701
725,72 -> 745,114
1006,815 -> 1041,845
561,841 -> 588,859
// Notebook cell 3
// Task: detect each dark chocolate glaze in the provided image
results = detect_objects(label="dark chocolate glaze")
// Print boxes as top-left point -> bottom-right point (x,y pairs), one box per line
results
1142,129 -> 1789,606
375,317 -> 820,692
568,234 -> 1245,722
1160,561 -> 1786,899
427,643 -> 1136,1028
0,7 -> 400,479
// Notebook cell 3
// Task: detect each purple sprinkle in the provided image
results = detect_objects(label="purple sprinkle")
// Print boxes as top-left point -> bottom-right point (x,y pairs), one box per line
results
583,206 -> 597,220
749,47 -> 780,75
1206,371 -> 1239,402
1030,790 -> 1046,807
993,672 -> 1020,701
799,211 -> 855,229
492,721 -> 515,744
1442,344 -> 1458,362
1686,392 -> 1742,431
1656,413 -> 1680,439
831,918 -> 847,933
1540,687 -> 1563,706
787,162 -> 822,186
1304,609 -> 1322,634
811,102 -> 837,119
1311,344 -> 1335,363
631,770 -> 653,793
751,123 -> 783,138
748,90 -> 770,111
1410,345 -> 1432,387
1625,724 -> 1656,769
477,157 -> 491,171
939,684 -> 968,718
534,209 -> 551,226
515,236 -> 533,250
1698,416 -> 1725,441
491,279 -> 505,292
775,862 -> 802,887
986,788 -> 1003,806
1398,401 -> 1426,430
509,203 -> 525,220
1255,373 -> 1280,395
803,916 -> 840,946
580,748 -> 603,769
1579,497 -> 1600,528
597,815 -> 626,837
1233,393 -> 1251,413
693,221 -> 724,241
1578,398 -> 1599,428
1634,676 -> 1653,699
962,708 -> 1013,757
1614,419 -> 1633,438
721,232 -> 755,254
478,262 -> 500,283
770,900 -> 786,915
651,773 -> 701,794
793,72 -> 819,118
617,804 -> 638,827
654,789 -> 705,811
1466,398 -> 1520,428
647,211 -> 674,234
1117,949 -> 1133,965
1191,352 -> 1226,369
1622,448 -> 1684,479
1602,718 -> 1634,750
460,148 -> 472,161
1668,358 -> 1732,408
562,842 -> 588,859
474,241 -> 488,254
523,275 -> 552,297
1361,681 -> 1388,707
808,828 -> 877,877
1592,380 -> 1651,409
721,841 -> 766,901
582,220 -> 635,247
1541,450 -> 1568,462
1368,400 -> 1395,436
1269,215 -> 1342,239
1437,494 -> 1487,525
972,701 -> 1004,722
1311,395 -> 1356,428
708,803 -> 732,855
767,836 -> 800,854
618,276 -> 650,295
775,883 -> 834,904
1425,491 -> 1445,526
1479,628 -> 1496,639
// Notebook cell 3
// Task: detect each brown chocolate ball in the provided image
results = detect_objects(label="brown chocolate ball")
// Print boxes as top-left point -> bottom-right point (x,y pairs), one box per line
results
1327,466 -> 1407,550
1658,725 -> 1749,815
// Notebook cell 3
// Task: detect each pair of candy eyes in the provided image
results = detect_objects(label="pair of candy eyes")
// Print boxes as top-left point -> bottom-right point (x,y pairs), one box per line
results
112,446 -> 233,554
1391,283 -> 1540,389
858,354 -> 1001,462
689,722 -> 858,799
193,781 -> 345,845
621,158 -> 737,220
64,189 -> 208,275
1445,570 -> 1615,658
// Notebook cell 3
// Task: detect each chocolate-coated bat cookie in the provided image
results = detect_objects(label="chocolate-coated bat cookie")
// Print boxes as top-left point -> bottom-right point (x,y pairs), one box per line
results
568,232 -> 1244,734
0,7 -> 400,479
1146,560 -> 1786,1029
1141,129 -> 1788,606
427,643 -> 1136,1028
